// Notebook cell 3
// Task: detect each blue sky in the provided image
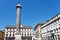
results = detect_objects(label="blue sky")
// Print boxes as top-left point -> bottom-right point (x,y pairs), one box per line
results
0,0 -> 60,30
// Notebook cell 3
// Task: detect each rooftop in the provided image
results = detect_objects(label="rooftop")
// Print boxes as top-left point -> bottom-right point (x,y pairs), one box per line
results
34,23 -> 44,30
5,25 -> 32,29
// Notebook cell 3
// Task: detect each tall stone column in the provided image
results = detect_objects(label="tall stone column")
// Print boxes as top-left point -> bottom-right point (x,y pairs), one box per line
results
16,2 -> 22,32
15,2 -> 22,40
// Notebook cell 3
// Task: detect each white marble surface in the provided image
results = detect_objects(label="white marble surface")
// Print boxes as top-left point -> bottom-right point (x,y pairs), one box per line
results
15,34 -> 22,40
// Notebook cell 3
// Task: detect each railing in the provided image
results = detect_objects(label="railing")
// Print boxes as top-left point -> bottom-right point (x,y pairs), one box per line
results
41,34 -> 60,40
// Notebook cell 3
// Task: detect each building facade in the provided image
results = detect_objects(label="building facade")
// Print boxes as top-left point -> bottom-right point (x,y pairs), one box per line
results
41,13 -> 60,40
0,31 -> 5,40
4,26 -> 32,40
34,13 -> 60,40
34,23 -> 44,40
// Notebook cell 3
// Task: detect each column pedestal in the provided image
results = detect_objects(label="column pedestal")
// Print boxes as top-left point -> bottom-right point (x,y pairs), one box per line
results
15,32 -> 22,40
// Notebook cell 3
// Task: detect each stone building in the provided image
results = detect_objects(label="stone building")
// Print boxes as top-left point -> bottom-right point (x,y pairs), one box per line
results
4,25 -> 32,40
40,13 -> 60,40
34,13 -> 60,40
34,23 -> 44,40
0,31 -> 5,40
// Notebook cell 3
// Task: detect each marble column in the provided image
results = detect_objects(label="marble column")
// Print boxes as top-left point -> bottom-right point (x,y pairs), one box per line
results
15,2 -> 22,40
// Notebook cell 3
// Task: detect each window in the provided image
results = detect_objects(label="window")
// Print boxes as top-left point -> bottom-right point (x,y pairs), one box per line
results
27,34 -> 29,36
6,34 -> 8,37
59,19 -> 60,22
6,38 -> 7,40
9,34 -> 11,37
22,34 -> 23,36
13,34 -> 14,37
25,29 -> 26,30
25,34 -> 26,36
54,29 -> 55,31
59,27 -> 60,29
56,28 -> 58,31
50,30 -> 53,32
59,24 -> 60,26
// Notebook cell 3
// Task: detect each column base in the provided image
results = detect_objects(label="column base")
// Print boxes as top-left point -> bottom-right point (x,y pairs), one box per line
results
15,32 -> 22,40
